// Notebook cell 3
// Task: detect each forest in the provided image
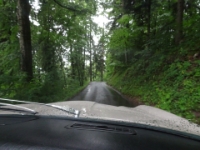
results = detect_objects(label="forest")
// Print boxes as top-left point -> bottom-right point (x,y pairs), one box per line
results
106,0 -> 200,124
0,0 -> 200,123
0,0 -> 104,102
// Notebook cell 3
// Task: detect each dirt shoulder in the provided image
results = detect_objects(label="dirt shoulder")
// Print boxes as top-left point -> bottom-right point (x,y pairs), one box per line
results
107,84 -> 144,107
123,95 -> 144,106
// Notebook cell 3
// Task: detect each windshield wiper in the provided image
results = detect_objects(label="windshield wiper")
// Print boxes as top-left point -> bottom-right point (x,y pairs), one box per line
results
0,102 -> 37,115
45,104 -> 80,117
0,98 -> 80,117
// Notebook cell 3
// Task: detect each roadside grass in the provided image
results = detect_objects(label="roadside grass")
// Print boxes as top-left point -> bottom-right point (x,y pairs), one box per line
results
5,79 -> 90,103
64,80 -> 90,101
106,60 -> 200,124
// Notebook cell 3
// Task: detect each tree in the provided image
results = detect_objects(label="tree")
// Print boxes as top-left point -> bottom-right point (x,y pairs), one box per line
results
89,17 -> 93,82
0,0 -> 98,101
175,0 -> 184,45
17,0 -> 33,81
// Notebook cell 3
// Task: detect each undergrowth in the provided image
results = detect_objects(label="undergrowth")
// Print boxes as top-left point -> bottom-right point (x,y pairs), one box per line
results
107,59 -> 200,124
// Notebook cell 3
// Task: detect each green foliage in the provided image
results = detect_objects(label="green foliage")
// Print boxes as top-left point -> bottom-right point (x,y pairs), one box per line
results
0,0 -> 98,102
106,0 -> 200,123
107,58 -> 200,123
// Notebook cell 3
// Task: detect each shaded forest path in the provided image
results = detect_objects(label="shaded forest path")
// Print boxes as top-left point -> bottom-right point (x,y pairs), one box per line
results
70,82 -> 134,107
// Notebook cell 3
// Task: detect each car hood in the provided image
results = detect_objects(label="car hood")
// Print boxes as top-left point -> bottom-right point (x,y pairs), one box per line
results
2,100 -> 200,136
49,101 -> 200,136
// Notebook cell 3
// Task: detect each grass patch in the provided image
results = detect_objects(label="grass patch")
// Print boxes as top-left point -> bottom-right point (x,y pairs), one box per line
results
106,59 -> 200,124
65,81 -> 90,101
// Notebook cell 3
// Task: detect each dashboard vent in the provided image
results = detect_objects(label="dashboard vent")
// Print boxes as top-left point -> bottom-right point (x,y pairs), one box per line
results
69,123 -> 136,135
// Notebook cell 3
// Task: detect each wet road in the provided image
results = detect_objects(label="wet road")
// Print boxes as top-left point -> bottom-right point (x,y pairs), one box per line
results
70,82 -> 133,107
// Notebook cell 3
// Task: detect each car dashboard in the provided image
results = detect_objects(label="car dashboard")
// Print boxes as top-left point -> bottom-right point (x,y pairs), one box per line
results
0,115 -> 200,149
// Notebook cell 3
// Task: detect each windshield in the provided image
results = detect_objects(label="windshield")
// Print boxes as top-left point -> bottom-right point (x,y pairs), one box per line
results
0,0 -> 200,136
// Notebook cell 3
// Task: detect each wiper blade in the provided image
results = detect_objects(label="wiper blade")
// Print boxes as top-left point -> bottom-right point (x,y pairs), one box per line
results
47,104 -> 80,116
0,98 -> 80,117
0,103 -> 37,115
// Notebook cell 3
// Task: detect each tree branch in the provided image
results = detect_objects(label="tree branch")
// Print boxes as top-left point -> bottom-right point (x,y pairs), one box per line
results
187,1 -> 200,11
53,0 -> 91,13
193,4 -> 200,11
110,14 -> 123,31
53,0 -> 78,12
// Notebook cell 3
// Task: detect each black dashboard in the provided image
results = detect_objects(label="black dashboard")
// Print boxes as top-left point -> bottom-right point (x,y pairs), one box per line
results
0,115 -> 200,149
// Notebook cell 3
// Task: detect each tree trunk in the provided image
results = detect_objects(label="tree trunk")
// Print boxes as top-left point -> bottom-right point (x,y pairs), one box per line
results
83,27 -> 86,81
175,0 -> 184,45
17,0 -> 33,81
147,0 -> 151,37
83,46 -> 86,82
77,48 -> 84,86
100,54 -> 104,81
70,44 -> 75,79
89,18 -> 92,82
